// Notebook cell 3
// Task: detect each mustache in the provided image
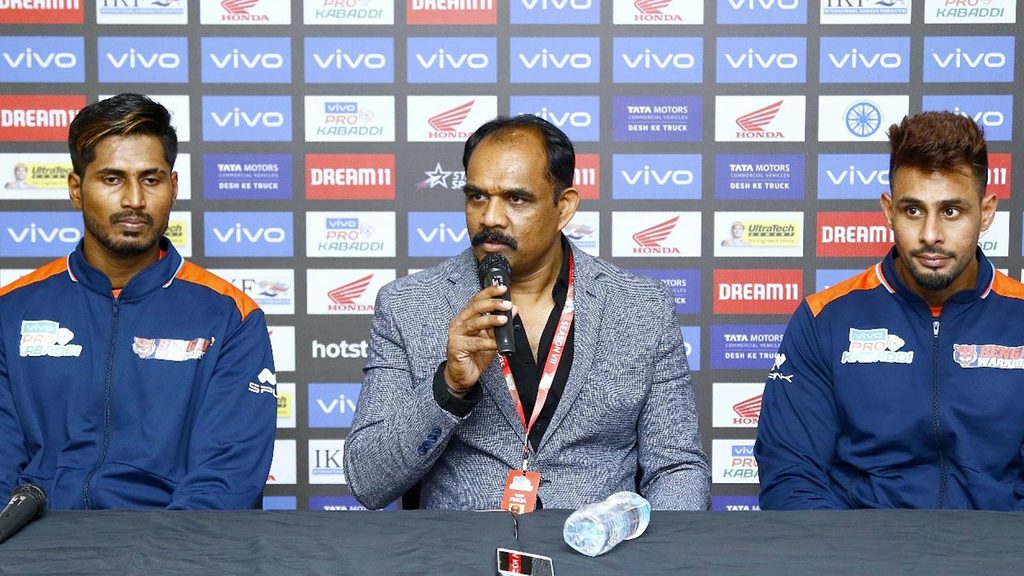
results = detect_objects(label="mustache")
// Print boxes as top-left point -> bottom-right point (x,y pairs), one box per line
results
471,229 -> 518,250
910,247 -> 955,258
110,211 -> 153,226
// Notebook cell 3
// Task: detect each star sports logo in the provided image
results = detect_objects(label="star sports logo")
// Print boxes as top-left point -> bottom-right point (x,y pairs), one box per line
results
328,274 -> 372,306
428,100 -> 474,138
733,395 -> 762,419
632,216 -> 680,254
417,162 -> 465,190
735,100 -> 784,139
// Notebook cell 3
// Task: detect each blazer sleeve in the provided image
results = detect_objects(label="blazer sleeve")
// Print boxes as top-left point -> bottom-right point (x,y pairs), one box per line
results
754,301 -> 849,510
343,281 -> 469,510
636,283 -> 711,511
167,309 -> 277,510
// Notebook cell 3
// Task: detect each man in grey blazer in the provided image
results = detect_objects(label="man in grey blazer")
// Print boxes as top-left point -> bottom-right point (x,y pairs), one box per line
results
344,115 -> 710,511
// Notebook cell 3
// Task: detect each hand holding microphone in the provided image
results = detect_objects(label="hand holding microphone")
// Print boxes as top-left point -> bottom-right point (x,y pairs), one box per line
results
478,253 -> 515,356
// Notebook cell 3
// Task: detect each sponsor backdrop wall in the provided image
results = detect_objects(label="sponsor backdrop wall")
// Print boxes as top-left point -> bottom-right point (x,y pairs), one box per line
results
0,0 -> 1019,512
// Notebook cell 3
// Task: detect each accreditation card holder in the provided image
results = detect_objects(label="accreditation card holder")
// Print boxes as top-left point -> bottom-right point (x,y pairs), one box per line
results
496,548 -> 555,576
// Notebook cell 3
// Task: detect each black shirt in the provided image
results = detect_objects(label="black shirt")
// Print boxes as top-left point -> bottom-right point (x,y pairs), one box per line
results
433,236 -> 575,451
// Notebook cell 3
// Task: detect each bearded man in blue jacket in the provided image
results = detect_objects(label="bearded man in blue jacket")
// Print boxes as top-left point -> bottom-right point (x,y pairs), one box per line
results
756,111 -> 1024,510
0,94 -> 277,509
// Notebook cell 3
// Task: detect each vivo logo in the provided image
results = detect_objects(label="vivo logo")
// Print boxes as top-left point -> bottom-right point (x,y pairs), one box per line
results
827,49 -> 901,69
536,107 -> 592,128
932,49 -> 1006,69
106,49 -> 180,69
210,108 -> 286,128
826,167 -> 889,186
951,106 -> 1004,127
415,50 -> 489,69
725,50 -> 799,69
521,0 -> 592,7
211,224 -> 287,244
622,49 -> 695,69
312,50 -> 386,69
2,49 -> 76,69
622,167 -> 694,186
727,0 -> 799,8
416,223 -> 467,243
210,50 -> 285,69
7,224 -> 81,244
316,394 -> 357,414
519,49 -> 592,69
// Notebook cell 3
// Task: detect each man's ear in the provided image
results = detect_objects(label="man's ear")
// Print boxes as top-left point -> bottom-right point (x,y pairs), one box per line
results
879,192 -> 894,229
557,187 -> 580,231
68,171 -> 83,209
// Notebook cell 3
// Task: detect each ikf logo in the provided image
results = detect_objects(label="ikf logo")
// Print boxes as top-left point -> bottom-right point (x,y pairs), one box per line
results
612,154 -> 702,200
408,96 -> 497,142
308,383 -> 361,428
267,439 -> 296,485
97,37 -> 186,84
511,0 -> 599,24
408,212 -> 469,257
209,269 -> 295,315
204,212 -> 293,258
613,0 -> 703,24
202,96 -> 292,142
0,36 -> 84,83
612,212 -> 701,258
307,269 -> 395,315
921,95 -> 1013,142
0,212 -> 81,257
716,0 -> 806,24
309,439 -> 346,485
0,2 -> 83,24
613,37 -> 703,84
923,37 -> 1014,83
716,36 -> 806,83
306,154 -> 395,200
715,96 -> 806,142
565,211 -> 600,256
267,326 -> 296,372
712,382 -> 765,428
407,37 -> 496,84
713,439 -> 758,484
817,154 -> 889,200
509,95 -> 599,142
819,36 -> 910,83
816,212 -> 893,257
714,269 -> 802,315
304,37 -> 393,84
201,37 -> 291,83
509,37 -> 600,83
305,211 -> 396,258
306,95 -> 395,142
0,95 -> 85,142
818,95 -> 908,142
819,0 -> 910,24
630,268 -> 701,315
714,154 -> 804,201
96,0 -> 188,25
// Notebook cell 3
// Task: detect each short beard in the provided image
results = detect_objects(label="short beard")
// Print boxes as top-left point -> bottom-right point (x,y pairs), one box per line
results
83,210 -> 165,257
903,248 -> 969,292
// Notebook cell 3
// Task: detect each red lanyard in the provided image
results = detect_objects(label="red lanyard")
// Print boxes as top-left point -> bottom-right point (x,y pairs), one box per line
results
497,251 -> 575,470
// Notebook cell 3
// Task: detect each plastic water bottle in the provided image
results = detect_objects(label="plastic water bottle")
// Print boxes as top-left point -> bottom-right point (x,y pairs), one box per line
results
562,491 -> 651,557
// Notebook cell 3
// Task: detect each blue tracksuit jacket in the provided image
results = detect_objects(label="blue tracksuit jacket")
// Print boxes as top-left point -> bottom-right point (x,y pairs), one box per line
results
0,238 -> 277,509
756,247 -> 1024,510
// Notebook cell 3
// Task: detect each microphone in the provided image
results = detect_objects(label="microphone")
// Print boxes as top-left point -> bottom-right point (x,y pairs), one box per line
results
0,484 -> 46,545
478,253 -> 515,355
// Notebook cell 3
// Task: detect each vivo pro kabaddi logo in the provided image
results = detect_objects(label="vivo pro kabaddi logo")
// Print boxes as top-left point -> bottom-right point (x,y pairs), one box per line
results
841,328 -> 913,364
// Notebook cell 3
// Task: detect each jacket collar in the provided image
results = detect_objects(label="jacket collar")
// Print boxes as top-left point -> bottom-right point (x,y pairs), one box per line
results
878,245 -> 996,306
67,237 -> 184,301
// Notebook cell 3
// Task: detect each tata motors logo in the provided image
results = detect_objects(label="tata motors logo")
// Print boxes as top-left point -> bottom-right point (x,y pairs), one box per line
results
0,212 -> 81,257
630,268 -> 701,315
817,154 -> 889,200
511,0 -> 598,24
97,37 -> 187,84
0,95 -> 85,142
0,36 -> 83,83
714,269 -> 802,315
408,37 -> 496,83
710,324 -> 785,370
923,36 -> 1014,83
306,154 -> 394,200
308,383 -> 361,428
612,95 -> 701,142
408,212 -> 469,257
202,95 -> 292,142
304,37 -> 393,84
204,212 -> 293,257
201,37 -> 291,83
820,36 -> 909,84
715,154 -> 803,201
816,211 -> 893,257
716,96 -> 805,142
818,95 -> 908,142
613,37 -> 702,84
613,154 -> 701,200
510,95 -> 600,142
716,36 -> 806,83
409,0 -> 497,24
613,0 -> 703,24
612,212 -> 700,258
204,153 -> 292,200
306,211 -> 395,258
408,96 -> 496,142
510,36 -> 600,83
307,269 -> 395,315
713,439 -> 758,484
712,382 -> 765,428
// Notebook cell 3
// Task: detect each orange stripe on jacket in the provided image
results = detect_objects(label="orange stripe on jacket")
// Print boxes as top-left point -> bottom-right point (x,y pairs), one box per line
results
0,258 -> 68,298
806,266 -> 881,317
176,261 -> 259,320
989,270 -> 1024,302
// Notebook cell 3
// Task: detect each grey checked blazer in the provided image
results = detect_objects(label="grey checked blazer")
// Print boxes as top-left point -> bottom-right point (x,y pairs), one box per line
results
344,242 -> 710,510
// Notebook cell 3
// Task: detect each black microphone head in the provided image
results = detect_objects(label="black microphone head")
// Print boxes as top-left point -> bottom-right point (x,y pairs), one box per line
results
11,484 -> 46,519
478,252 -> 511,285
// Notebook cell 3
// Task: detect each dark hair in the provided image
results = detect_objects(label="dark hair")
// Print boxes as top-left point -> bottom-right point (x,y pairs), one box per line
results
887,111 -> 988,196
68,93 -> 178,177
462,114 -> 575,204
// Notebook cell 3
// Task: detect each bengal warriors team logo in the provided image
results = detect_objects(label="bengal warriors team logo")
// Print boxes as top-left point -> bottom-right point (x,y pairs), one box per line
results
952,344 -> 979,368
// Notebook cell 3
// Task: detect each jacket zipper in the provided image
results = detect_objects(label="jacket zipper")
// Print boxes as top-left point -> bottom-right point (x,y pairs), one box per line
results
932,319 -> 947,508
82,297 -> 120,508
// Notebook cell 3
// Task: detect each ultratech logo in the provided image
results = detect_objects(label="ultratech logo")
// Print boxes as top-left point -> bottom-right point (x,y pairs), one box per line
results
306,154 -> 395,200
816,211 -> 893,257
632,216 -> 681,255
407,0 -> 496,24
714,269 -> 802,315
0,95 -> 84,141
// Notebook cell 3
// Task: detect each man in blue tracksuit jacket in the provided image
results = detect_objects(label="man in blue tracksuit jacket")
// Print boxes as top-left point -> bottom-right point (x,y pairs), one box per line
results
756,111 -> 1024,510
0,94 -> 277,509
